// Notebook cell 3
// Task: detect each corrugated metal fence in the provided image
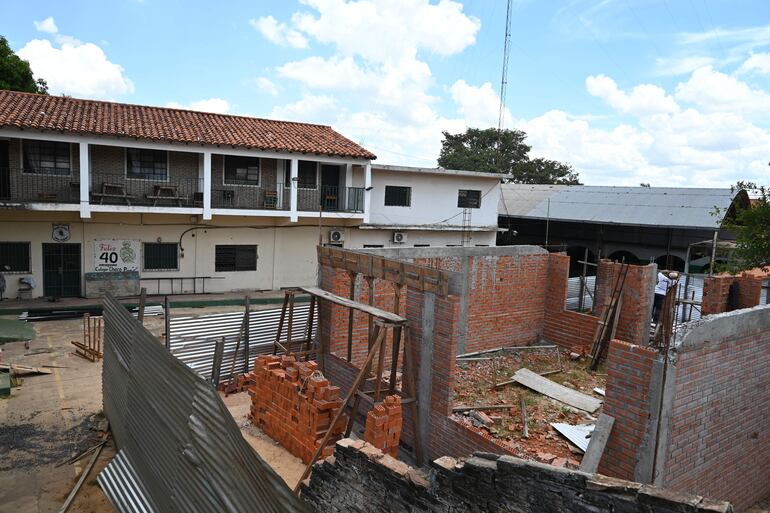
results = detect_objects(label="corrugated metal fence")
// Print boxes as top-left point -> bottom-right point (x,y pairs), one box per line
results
675,274 -> 705,323
168,303 -> 316,382
98,294 -> 309,513
566,276 -> 596,312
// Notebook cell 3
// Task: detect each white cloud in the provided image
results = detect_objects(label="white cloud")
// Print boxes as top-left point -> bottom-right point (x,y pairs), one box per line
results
269,95 -> 338,123
737,52 -> 770,75
166,98 -> 231,114
674,66 -> 770,114
586,74 -> 679,117
250,16 -> 308,49
449,80 -> 512,128
654,55 -> 714,76
255,76 -> 279,96
33,16 -> 58,34
17,39 -> 133,99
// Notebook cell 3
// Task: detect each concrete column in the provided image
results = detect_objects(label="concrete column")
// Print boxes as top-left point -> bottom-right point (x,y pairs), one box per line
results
363,161 -> 372,223
78,142 -> 91,218
417,291 -> 435,465
276,160 -> 284,209
202,151 -> 212,220
290,157 -> 298,222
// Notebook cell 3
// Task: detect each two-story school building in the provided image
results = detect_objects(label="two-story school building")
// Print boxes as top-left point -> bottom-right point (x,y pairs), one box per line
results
0,91 -> 501,299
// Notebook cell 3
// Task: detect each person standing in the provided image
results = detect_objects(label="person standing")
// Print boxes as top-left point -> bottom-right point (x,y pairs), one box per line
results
653,271 -> 678,323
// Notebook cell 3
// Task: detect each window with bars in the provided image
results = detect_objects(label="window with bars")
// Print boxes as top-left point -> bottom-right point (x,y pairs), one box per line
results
384,186 -> 411,207
127,148 -> 168,180
22,140 -> 71,175
143,243 -> 178,271
215,245 -> 257,272
224,156 -> 260,186
0,242 -> 31,272
457,189 -> 482,208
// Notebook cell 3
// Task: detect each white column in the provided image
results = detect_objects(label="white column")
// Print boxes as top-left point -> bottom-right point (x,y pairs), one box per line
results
78,142 -> 91,219
276,160 -> 284,209
203,151 -> 212,220
289,158 -> 298,222
345,163 -> 353,189
363,161 -> 372,224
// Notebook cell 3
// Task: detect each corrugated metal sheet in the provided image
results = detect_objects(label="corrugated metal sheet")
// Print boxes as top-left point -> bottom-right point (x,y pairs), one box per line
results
99,294 -> 309,513
500,184 -> 740,229
551,423 -> 595,452
675,274 -> 704,323
169,303 -> 316,382
761,279 -> 770,306
566,276 -> 596,312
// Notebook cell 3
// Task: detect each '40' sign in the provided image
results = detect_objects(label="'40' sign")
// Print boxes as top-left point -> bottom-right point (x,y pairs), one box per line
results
94,240 -> 140,272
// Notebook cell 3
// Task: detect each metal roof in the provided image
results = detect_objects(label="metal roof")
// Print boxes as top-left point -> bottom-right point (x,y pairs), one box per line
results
498,184 -> 748,230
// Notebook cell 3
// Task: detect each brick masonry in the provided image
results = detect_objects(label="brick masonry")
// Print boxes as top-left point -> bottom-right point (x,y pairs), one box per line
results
300,438 -> 733,513
599,340 -> 659,481
702,268 -> 768,315
594,259 -> 656,346
248,355 -> 346,463
363,395 -> 402,457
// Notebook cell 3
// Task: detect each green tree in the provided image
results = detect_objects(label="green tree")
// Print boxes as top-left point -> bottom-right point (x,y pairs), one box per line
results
437,127 -> 580,184
721,181 -> 770,272
0,36 -> 48,94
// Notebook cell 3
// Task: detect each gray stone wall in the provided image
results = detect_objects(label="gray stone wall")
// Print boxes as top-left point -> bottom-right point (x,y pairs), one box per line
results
300,439 -> 733,513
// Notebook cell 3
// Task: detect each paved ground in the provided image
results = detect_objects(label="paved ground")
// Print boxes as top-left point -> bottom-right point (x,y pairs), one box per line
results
0,309 -> 307,512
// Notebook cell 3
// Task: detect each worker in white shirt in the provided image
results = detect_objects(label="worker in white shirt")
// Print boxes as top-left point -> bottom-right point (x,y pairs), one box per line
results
652,271 -> 679,323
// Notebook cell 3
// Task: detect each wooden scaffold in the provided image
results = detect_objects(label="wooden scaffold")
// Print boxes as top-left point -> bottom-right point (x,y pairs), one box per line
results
272,286 -> 422,494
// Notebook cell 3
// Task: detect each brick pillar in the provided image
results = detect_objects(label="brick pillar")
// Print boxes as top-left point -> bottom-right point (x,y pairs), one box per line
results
701,275 -> 734,315
595,260 -> 656,346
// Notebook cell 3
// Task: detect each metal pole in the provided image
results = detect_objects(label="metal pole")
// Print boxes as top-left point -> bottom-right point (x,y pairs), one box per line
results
545,198 -> 550,247
164,295 -> 170,351
709,231 -> 718,276
211,337 -> 225,385
137,287 -> 147,324
243,295 -> 250,373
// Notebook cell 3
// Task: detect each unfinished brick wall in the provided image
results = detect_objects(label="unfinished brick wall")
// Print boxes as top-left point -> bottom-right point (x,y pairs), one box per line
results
659,306 -> 770,512
594,260 -> 656,346
701,268 -> 767,315
248,355 -> 346,463
543,253 -> 600,352
301,440 -> 734,513
598,340 -> 659,481
363,395 -> 402,457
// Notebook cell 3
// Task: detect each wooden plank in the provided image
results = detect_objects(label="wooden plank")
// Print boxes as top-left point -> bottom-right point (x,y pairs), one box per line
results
579,414 -> 615,473
0,363 -> 53,375
452,404 -> 515,413
300,286 -> 406,323
512,368 -> 602,413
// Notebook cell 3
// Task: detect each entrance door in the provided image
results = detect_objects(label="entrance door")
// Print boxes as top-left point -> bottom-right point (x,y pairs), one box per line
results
0,140 -> 9,199
320,165 -> 340,211
42,243 -> 82,298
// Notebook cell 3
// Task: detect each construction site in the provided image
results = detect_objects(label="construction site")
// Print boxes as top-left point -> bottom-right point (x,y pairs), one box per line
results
1,244 -> 769,513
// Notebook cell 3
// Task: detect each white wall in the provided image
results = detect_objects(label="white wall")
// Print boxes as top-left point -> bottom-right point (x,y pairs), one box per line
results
368,169 -> 500,229
344,228 -> 496,248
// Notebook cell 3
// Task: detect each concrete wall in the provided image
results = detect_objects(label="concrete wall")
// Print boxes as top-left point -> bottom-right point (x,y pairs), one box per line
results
344,227 -> 497,249
368,168 -> 500,230
301,439 -> 733,513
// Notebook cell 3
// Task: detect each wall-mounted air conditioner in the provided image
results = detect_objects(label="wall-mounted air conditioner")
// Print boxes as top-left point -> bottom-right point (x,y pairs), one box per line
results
393,232 -> 407,244
329,230 -> 345,243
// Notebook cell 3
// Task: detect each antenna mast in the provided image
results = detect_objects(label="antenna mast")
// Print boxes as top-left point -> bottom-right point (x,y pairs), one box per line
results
498,0 -> 513,132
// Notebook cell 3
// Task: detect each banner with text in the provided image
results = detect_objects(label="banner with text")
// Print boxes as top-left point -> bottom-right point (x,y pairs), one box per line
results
94,240 -> 141,272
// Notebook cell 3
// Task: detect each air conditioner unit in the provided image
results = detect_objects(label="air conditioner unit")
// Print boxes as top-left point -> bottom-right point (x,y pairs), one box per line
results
329,230 -> 345,243
393,232 -> 407,244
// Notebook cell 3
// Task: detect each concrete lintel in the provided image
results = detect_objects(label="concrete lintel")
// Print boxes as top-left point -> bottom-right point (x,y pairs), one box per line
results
417,291 -> 435,466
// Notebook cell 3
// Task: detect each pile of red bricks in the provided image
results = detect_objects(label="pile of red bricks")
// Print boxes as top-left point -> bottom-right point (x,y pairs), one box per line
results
248,355 -> 347,463
363,395 -> 402,457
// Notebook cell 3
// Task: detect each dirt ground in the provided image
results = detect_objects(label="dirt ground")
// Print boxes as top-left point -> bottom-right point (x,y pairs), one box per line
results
0,310 -> 307,513
453,346 -> 607,466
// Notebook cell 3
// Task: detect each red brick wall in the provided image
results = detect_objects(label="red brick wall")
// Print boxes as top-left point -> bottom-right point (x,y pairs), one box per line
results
595,260 -> 656,346
543,253 -> 599,352
661,311 -> 770,511
701,275 -> 734,315
598,340 -> 658,480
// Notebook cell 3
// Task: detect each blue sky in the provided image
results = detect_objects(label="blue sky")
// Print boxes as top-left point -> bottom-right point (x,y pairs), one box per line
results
4,0 -> 770,186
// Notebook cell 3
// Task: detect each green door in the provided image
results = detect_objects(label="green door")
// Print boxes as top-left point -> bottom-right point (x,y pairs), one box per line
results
42,243 -> 81,298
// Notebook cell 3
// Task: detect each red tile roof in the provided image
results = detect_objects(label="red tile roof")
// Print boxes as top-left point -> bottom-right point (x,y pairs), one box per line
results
0,90 -> 375,160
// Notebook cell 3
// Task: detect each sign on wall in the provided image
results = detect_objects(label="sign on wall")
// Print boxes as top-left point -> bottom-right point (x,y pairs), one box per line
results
94,240 -> 140,272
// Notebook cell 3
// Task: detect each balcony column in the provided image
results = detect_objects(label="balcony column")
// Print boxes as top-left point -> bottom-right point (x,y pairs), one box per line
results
78,142 -> 91,219
363,161 -> 372,224
290,157 -> 298,222
202,151 -> 212,220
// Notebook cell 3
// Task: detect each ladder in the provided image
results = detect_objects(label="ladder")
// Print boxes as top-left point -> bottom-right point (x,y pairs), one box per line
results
587,264 -> 629,371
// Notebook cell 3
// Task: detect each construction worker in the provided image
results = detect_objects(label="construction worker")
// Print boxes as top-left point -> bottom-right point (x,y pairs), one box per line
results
653,271 -> 679,323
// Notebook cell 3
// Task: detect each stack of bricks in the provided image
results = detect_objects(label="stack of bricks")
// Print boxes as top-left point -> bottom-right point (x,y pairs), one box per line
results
363,395 -> 402,457
248,355 -> 347,463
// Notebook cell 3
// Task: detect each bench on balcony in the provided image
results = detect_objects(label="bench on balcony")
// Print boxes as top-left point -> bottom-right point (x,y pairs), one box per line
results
264,190 -> 278,209
91,183 -> 133,205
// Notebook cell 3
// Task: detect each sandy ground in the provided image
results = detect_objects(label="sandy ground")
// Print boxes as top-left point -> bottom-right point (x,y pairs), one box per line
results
0,311 -> 307,513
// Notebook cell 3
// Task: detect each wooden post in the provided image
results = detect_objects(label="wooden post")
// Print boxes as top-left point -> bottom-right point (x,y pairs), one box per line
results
137,287 -> 147,324
388,285 -> 402,394
164,295 -> 171,351
243,296 -> 251,373
345,322 -> 382,437
347,272 -> 356,362
211,337 -> 225,385
366,276 -> 375,350
295,323 -> 388,494
401,325 -> 422,467
304,296 -> 316,360
286,291 -> 295,354
274,292 -> 289,354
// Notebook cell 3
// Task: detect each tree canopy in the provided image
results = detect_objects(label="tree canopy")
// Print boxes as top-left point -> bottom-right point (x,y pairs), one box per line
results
437,127 -> 580,184
721,181 -> 770,272
0,35 -> 48,94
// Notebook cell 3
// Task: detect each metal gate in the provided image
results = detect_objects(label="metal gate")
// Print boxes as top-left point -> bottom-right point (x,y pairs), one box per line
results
675,273 -> 705,323
42,243 -> 81,297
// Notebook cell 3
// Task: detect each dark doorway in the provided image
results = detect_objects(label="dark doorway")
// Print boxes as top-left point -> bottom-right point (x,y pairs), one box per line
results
0,140 -> 9,199
320,165 -> 340,211
42,243 -> 82,298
